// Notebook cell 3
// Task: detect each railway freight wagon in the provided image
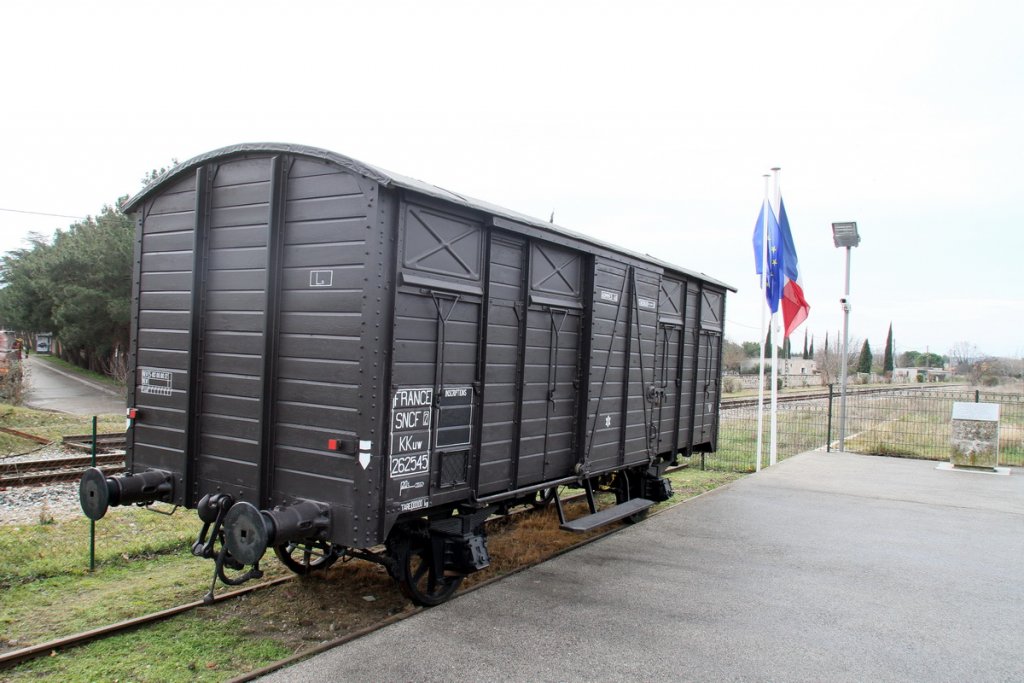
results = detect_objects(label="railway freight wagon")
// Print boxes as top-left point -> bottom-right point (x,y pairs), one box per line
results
80,143 -> 733,605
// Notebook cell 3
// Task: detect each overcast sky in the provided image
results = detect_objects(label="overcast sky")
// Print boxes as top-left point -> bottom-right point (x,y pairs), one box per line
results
2,1 -> 1021,358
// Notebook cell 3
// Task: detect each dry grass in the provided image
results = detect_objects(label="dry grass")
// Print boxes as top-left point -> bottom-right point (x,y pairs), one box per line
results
3,468 -> 743,680
470,499 -> 608,581
1000,423 -> 1022,449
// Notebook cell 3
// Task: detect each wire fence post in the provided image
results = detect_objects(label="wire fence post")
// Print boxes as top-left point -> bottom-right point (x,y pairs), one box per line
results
826,384 -> 834,452
89,415 -> 96,572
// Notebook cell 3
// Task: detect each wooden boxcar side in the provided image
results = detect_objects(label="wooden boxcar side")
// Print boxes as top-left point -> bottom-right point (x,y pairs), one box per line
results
377,185 -> 732,539
83,143 -> 732,604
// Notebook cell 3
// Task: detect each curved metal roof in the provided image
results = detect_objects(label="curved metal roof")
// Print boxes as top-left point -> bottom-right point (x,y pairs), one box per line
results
122,142 -> 735,291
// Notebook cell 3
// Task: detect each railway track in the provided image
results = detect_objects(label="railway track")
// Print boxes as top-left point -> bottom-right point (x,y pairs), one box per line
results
0,454 -> 124,487
61,432 -> 127,453
0,478 -> 693,675
0,576 -> 293,669
720,383 -> 968,410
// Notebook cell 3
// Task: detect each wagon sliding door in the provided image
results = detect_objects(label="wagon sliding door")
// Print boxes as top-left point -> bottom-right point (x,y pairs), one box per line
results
388,202 -> 483,513
692,287 -> 725,449
654,277 -> 686,456
478,237 -> 583,491
582,260 -> 660,473
516,241 -> 583,487
478,234 -> 526,495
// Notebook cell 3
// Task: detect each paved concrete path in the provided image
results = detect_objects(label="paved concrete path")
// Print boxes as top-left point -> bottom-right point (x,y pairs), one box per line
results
22,355 -> 125,416
259,452 -> 1024,682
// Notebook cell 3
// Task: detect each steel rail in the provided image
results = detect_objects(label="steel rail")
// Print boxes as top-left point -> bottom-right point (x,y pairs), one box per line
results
720,383 -> 969,410
0,478 -> 665,673
0,464 -> 124,487
0,576 -> 294,669
0,453 -> 124,475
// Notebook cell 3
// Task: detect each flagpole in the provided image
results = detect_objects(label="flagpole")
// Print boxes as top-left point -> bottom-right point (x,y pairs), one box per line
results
755,174 -> 770,473
769,167 -> 781,467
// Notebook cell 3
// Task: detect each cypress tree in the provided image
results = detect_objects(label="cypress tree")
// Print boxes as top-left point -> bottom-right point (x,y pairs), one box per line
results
883,323 -> 895,374
857,339 -> 873,374
802,330 -> 809,359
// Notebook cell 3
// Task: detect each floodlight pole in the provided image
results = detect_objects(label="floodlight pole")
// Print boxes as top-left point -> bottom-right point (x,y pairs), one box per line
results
839,246 -> 852,451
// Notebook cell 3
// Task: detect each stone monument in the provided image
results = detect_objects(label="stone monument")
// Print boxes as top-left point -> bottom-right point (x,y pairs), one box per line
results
950,402 -> 1000,470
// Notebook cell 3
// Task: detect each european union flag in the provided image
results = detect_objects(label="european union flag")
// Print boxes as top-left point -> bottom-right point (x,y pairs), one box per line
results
752,199 -> 784,314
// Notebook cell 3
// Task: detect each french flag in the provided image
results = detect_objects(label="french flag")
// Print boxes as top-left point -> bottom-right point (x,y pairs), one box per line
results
776,197 -> 810,337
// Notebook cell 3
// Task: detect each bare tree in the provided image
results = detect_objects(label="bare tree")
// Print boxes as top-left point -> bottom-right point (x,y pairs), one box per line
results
949,341 -> 980,375
722,339 -> 745,373
816,335 -> 861,387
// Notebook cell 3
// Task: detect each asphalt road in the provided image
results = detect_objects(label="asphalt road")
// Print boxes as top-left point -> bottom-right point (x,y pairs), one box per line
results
22,355 -> 125,416
259,452 -> 1024,682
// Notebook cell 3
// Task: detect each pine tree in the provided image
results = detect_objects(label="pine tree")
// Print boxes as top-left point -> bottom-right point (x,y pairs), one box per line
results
883,323 -> 895,374
857,339 -> 873,374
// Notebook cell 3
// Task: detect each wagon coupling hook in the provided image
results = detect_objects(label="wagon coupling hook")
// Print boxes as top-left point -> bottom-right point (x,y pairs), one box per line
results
191,493 -> 234,558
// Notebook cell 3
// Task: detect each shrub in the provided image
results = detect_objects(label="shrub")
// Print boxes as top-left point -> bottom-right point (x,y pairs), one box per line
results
722,377 -> 742,393
0,360 -> 25,404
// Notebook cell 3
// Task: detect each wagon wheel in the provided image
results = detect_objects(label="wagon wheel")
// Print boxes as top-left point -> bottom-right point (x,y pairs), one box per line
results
613,472 -> 649,524
388,522 -> 462,606
273,539 -> 339,575
530,487 -> 556,509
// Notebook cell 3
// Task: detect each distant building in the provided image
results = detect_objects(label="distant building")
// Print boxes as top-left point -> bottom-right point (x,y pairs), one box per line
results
780,358 -> 816,377
739,357 -> 819,387
893,367 -> 950,383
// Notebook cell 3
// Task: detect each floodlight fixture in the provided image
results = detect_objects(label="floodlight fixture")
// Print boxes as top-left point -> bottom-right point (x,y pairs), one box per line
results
832,222 -> 860,248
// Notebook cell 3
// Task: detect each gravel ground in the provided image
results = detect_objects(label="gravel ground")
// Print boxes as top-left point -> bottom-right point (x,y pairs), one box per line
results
1,446 -> 87,525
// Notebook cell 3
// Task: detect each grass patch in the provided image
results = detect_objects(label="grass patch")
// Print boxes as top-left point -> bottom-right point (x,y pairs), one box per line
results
1,504 -> 292,655
1,553 -> 213,647
710,407 -> 829,471
0,404 -> 124,455
663,467 -> 745,499
0,505 -> 199,588
4,613 -> 292,682
1,468 -> 743,681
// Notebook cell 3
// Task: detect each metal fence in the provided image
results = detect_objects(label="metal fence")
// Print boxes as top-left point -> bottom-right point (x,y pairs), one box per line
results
701,385 -> 1024,472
